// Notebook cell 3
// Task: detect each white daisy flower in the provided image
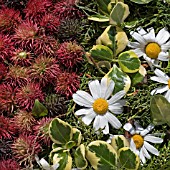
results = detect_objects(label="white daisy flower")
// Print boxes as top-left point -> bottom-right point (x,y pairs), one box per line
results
73,77 -> 126,134
128,27 -> 170,68
150,68 -> 170,102
123,122 -> 163,164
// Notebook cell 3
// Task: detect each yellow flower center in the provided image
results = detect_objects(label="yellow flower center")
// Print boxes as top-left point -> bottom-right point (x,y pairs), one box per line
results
132,134 -> 144,149
93,98 -> 108,115
145,42 -> 161,59
168,80 -> 170,89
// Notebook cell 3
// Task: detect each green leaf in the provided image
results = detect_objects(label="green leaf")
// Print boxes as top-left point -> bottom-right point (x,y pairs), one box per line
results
74,144 -> 88,169
32,99 -> 48,118
65,141 -> 76,149
150,95 -> 170,126
110,2 -> 130,26
88,15 -> 109,22
86,140 -> 117,170
118,147 -> 140,170
90,45 -> 113,62
129,0 -> 153,4
72,128 -> 82,146
111,135 -> 129,151
96,0 -> 111,15
118,51 -> 141,73
105,64 -> 131,93
49,118 -> 73,145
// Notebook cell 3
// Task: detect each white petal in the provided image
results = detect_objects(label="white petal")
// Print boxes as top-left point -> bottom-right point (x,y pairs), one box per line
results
143,55 -> 154,69
39,158 -> 50,169
151,76 -> 168,84
130,31 -> 146,44
137,27 -> 147,35
128,41 -> 141,48
154,68 -> 169,80
140,124 -> 154,136
132,48 -> 145,57
82,111 -> 96,125
151,85 -> 169,95
156,27 -> 170,45
143,27 -> 156,42
123,123 -> 136,135
103,122 -> 109,134
164,90 -> 170,102
108,90 -> 126,105
161,40 -> 170,51
158,52 -> 169,61
109,103 -> 123,114
134,121 -> 144,132
76,91 -> 94,103
139,149 -> 146,164
93,115 -> 102,131
141,146 -> 151,159
88,80 -> 101,99
130,139 -> 138,154
104,112 -> 122,129
101,77 -> 115,99
144,141 -> 159,156
73,92 -> 93,107
75,108 -> 93,116
144,135 -> 163,143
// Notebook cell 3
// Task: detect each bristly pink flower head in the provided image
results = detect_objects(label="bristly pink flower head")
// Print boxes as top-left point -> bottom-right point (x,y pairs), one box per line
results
40,13 -> 60,35
57,41 -> 84,68
24,0 -> 52,24
0,63 -> 8,81
53,0 -> 83,20
0,159 -> 20,170
11,49 -> 33,66
28,56 -> 61,87
12,134 -> 41,166
13,110 -> 36,134
0,34 -> 14,61
0,83 -> 16,114
15,82 -> 45,111
0,6 -> 22,33
33,117 -> 52,145
55,71 -> 80,98
0,115 -> 18,139
4,66 -> 29,87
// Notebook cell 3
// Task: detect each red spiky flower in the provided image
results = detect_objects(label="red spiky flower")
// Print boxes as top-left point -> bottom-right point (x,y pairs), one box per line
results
0,159 -> 20,170
28,56 -> 61,87
15,82 -> 45,111
13,110 -> 36,134
11,48 -> 33,66
40,13 -> 60,35
0,115 -> 18,139
24,0 -> 52,24
57,41 -> 84,68
0,63 -> 8,81
0,6 -> 22,33
12,134 -> 41,166
33,117 -> 52,145
5,66 -> 29,87
0,34 -> 14,61
53,0 -> 83,20
0,83 -> 16,114
54,71 -> 80,98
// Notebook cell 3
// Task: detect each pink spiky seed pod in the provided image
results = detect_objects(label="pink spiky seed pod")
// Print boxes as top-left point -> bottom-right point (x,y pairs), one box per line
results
0,34 -> 14,61
33,117 -> 52,145
11,134 -> 41,166
57,41 -> 84,68
40,13 -> 60,35
0,159 -> 20,170
0,115 -> 18,139
0,83 -> 17,114
53,0 -> 83,20
13,110 -> 36,134
15,82 -> 45,111
28,56 -> 61,87
11,49 -> 33,67
0,63 -> 8,81
4,65 -> 29,87
24,0 -> 52,24
55,71 -> 80,98
0,6 -> 22,34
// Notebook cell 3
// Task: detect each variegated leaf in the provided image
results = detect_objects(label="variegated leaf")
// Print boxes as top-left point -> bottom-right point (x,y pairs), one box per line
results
72,128 -> 82,146
129,0 -> 153,4
96,0 -> 111,15
88,15 -> 109,22
86,140 -> 117,170
49,118 -> 73,145
105,64 -> 131,93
